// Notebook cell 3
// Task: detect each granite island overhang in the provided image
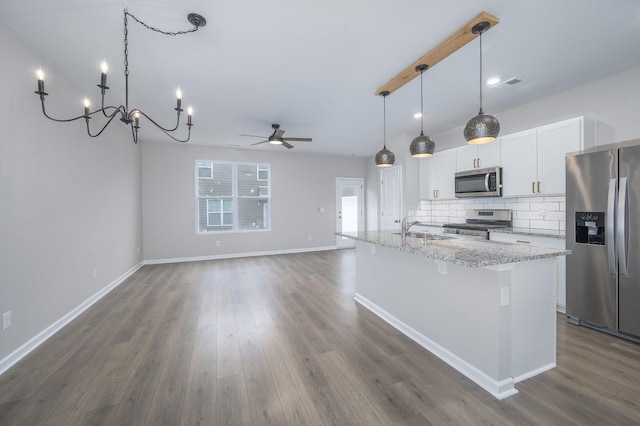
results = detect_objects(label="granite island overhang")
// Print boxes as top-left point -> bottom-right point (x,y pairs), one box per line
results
337,230 -> 571,399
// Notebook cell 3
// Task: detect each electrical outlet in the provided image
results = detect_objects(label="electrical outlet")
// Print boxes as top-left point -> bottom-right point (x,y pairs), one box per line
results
500,287 -> 510,307
93,268 -> 97,280
216,241 -> 221,247
2,311 -> 11,330
308,235 -> 313,241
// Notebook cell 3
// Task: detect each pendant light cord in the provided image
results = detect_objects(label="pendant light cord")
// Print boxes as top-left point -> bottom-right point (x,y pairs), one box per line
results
478,30 -> 484,115
383,94 -> 387,148
420,69 -> 424,133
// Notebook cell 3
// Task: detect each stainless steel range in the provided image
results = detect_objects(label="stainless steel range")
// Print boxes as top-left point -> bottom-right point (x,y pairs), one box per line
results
442,209 -> 512,239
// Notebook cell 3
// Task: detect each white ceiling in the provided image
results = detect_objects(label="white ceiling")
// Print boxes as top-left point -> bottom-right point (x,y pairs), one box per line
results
2,0 -> 640,156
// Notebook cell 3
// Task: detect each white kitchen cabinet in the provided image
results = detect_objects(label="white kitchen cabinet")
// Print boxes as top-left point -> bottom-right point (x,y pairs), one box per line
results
490,232 -> 566,313
419,149 -> 456,200
500,129 -> 538,197
456,140 -> 501,172
501,117 -> 583,197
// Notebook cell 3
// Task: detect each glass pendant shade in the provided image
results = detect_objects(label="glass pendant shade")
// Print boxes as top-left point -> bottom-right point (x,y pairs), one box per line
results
465,21 -> 500,145
375,91 -> 395,168
410,131 -> 435,157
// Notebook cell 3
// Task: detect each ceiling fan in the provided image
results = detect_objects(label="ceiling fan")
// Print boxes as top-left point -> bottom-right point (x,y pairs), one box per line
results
240,123 -> 312,149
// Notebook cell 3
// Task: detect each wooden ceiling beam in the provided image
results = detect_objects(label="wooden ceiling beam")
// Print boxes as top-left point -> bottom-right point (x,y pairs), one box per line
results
375,11 -> 499,96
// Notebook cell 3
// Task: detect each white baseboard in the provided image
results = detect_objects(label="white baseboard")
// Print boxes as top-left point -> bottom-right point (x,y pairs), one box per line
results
144,245 -> 339,265
0,262 -> 143,376
354,293 -> 519,400
556,303 -> 567,314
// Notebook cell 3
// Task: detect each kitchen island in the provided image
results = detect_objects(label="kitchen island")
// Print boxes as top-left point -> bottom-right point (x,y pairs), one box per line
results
338,230 -> 570,399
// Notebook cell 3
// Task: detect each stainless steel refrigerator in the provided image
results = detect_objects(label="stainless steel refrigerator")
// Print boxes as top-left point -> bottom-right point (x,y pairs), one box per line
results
566,143 -> 640,342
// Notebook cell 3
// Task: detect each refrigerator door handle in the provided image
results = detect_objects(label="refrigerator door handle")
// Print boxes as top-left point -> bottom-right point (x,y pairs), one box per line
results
607,178 -> 617,274
617,177 -> 629,276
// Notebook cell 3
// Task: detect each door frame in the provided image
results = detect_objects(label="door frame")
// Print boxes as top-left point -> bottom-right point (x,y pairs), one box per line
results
336,177 -> 364,247
379,165 -> 403,231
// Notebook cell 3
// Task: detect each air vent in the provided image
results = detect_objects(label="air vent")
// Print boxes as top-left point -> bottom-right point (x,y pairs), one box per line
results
490,77 -> 522,88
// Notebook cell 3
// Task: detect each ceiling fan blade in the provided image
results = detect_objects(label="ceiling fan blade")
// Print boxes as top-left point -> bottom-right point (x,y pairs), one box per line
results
283,137 -> 312,142
240,133 -> 268,138
274,129 -> 285,138
282,141 -> 294,149
251,140 -> 269,145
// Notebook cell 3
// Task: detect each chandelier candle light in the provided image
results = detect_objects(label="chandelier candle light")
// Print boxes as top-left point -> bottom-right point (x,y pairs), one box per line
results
34,8 -> 206,143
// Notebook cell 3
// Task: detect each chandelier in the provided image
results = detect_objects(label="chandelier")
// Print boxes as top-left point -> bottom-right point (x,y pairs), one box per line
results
34,8 -> 206,143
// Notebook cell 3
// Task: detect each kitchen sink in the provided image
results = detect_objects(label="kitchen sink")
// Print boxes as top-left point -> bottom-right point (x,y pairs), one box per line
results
392,232 -> 452,241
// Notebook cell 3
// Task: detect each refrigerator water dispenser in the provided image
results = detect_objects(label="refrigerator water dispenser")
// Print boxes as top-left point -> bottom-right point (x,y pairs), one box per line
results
575,212 -> 605,245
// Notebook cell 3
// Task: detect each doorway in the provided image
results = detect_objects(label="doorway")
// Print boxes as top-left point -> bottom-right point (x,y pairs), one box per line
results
380,165 -> 402,230
336,178 -> 364,248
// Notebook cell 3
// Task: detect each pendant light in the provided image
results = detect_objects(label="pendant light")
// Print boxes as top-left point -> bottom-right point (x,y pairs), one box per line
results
409,64 -> 435,158
464,21 -> 500,145
375,91 -> 395,168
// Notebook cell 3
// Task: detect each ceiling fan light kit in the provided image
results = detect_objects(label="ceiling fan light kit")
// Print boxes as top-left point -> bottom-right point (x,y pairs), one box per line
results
375,91 -> 395,168
464,21 -> 500,144
409,64 -> 435,158
34,9 -> 206,144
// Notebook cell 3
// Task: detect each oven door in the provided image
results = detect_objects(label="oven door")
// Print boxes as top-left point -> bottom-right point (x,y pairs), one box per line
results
454,167 -> 501,198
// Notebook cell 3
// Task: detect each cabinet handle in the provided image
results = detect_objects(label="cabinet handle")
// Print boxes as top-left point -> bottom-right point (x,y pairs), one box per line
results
477,158 -> 480,168
516,240 -> 531,244
537,181 -> 541,193
473,158 -> 477,168
433,190 -> 436,198
532,182 -> 535,193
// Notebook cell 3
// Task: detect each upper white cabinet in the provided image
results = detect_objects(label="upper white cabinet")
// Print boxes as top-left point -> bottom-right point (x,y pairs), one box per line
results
456,140 -> 501,172
501,117 -> 584,197
419,149 -> 457,200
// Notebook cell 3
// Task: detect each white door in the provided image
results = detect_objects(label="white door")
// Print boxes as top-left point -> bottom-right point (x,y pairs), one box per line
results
336,178 -> 364,247
380,165 -> 402,230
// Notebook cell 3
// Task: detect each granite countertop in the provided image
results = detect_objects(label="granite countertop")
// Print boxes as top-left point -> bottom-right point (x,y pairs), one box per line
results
337,230 -> 570,268
490,227 -> 566,239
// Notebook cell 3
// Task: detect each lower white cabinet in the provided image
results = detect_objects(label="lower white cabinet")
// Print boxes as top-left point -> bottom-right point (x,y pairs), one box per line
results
490,232 -> 566,313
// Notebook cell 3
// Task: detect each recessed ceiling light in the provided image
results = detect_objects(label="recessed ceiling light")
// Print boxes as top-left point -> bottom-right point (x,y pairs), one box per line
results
413,112 -> 423,119
486,77 -> 501,86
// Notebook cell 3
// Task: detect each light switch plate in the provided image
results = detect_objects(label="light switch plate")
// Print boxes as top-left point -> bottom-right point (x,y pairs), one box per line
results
2,311 -> 11,330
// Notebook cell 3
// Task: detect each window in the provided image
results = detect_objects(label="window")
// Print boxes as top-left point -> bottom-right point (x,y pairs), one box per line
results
196,160 -> 271,233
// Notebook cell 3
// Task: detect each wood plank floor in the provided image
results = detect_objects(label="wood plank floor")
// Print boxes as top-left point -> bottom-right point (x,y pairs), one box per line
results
1,249 -> 639,425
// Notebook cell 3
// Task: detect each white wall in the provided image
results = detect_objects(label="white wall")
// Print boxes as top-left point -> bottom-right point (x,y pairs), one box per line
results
141,143 -> 366,261
0,23 -> 143,364
370,66 -> 640,218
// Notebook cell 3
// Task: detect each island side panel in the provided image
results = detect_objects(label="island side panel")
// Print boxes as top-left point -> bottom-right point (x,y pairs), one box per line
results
354,241 -> 512,389
509,257 -> 558,381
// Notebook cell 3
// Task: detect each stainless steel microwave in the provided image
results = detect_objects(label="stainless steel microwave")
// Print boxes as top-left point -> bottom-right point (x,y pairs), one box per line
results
454,167 -> 502,198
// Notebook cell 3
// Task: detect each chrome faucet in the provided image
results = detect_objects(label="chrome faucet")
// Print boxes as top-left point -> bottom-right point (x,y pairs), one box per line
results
401,217 -> 420,239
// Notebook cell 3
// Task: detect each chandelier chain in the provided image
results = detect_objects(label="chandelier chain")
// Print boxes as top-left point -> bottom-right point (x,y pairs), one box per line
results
125,11 -> 200,36
124,11 -> 129,77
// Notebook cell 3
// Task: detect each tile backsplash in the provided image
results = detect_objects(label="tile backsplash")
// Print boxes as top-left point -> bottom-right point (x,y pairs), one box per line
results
408,195 -> 566,231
